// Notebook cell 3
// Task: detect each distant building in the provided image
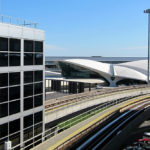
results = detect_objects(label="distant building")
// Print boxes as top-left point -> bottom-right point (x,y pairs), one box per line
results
0,16 -> 45,150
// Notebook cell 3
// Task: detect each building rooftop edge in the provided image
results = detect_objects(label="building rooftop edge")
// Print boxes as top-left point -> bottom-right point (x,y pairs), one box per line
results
0,14 -> 40,29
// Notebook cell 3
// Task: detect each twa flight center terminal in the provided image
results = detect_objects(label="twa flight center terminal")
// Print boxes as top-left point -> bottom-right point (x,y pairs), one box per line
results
57,59 -> 148,87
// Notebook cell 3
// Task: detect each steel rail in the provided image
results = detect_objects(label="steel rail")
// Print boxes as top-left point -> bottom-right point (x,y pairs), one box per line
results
77,102 -> 149,150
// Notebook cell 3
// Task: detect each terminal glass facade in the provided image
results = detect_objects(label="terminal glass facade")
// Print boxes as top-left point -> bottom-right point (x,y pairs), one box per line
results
58,62 -> 107,81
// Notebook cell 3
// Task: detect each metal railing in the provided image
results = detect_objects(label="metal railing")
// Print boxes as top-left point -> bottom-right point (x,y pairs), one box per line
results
45,85 -> 150,111
10,94 -> 145,150
0,14 -> 38,28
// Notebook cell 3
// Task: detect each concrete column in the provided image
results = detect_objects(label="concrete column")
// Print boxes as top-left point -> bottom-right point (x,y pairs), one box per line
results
89,83 -> 91,91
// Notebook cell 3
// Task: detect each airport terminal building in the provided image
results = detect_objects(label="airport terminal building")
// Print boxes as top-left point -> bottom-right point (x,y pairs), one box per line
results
57,59 -> 148,87
45,56 -> 147,71
0,17 -> 45,150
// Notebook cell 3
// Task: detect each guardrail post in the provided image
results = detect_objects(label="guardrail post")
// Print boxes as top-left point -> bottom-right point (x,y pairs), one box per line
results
55,126 -> 59,135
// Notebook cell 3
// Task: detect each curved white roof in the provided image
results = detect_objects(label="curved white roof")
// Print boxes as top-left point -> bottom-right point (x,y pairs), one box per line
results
58,59 -> 148,84
117,60 -> 147,75
65,59 -> 111,75
114,65 -> 147,81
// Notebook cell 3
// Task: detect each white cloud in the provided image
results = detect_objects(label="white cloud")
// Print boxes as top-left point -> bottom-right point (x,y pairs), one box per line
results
45,44 -> 67,51
120,46 -> 147,50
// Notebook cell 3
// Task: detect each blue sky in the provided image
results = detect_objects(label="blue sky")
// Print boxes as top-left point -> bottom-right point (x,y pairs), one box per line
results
1,0 -> 149,57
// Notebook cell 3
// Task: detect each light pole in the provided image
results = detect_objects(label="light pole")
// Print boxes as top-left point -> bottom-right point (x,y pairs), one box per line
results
144,9 -> 150,84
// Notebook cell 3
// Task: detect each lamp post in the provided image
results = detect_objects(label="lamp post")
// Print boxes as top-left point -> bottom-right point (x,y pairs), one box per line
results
144,9 -> 150,84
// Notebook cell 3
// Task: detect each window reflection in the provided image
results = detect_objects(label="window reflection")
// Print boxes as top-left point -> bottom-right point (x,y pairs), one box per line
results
35,53 -> 43,65
9,72 -> 20,86
0,88 -> 8,103
9,53 -> 20,66
24,71 -> 33,83
34,82 -> 43,95
24,53 -> 33,65
0,53 -> 8,66
34,95 -> 43,107
34,71 -> 43,82
0,103 -> 8,118
9,39 -> 21,52
24,84 -> 33,97
0,123 -> 8,138
35,41 -> 43,52
24,97 -> 33,111
0,73 -> 8,87
24,40 -> 33,52
9,100 -> 20,115
0,37 -> 8,51
9,86 -> 20,100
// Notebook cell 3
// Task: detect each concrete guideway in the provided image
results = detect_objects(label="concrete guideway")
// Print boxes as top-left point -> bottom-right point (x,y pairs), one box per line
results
33,94 -> 150,150
45,85 -> 148,107
45,87 -> 150,124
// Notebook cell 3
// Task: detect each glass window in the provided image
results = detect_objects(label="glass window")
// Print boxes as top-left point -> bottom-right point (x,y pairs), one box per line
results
0,138 -> 7,150
24,97 -> 33,111
34,135 -> 42,146
24,84 -> 33,97
34,83 -> 43,95
34,123 -> 42,136
0,37 -> 8,51
9,119 -> 20,134
9,72 -> 20,86
9,132 -> 20,148
34,111 -> 43,124
9,38 -> 21,52
24,114 -> 33,128
0,123 -> 8,138
34,71 -> 43,82
0,88 -> 8,103
35,53 -> 43,65
0,103 -> 8,118
0,73 -> 8,87
34,95 -> 43,107
35,41 -> 43,52
24,53 -> 33,65
24,140 -> 33,150
24,71 -> 33,83
9,86 -> 20,100
24,40 -> 33,52
9,100 -> 20,115
9,53 -> 20,66
0,53 -> 8,66
24,128 -> 33,145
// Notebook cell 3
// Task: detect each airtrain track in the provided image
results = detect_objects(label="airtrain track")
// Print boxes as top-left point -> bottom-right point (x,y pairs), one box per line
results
76,105 -> 147,150
45,85 -> 150,111
58,98 -> 150,150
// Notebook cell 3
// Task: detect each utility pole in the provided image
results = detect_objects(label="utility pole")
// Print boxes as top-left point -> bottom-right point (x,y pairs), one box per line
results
144,9 -> 150,84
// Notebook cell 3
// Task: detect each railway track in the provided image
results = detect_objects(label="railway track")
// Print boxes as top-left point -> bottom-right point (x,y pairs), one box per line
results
31,95 -> 150,150
45,85 -> 150,111
74,101 -> 150,150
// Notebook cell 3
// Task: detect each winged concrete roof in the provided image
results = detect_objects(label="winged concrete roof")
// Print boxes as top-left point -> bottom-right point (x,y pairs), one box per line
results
58,59 -> 148,85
